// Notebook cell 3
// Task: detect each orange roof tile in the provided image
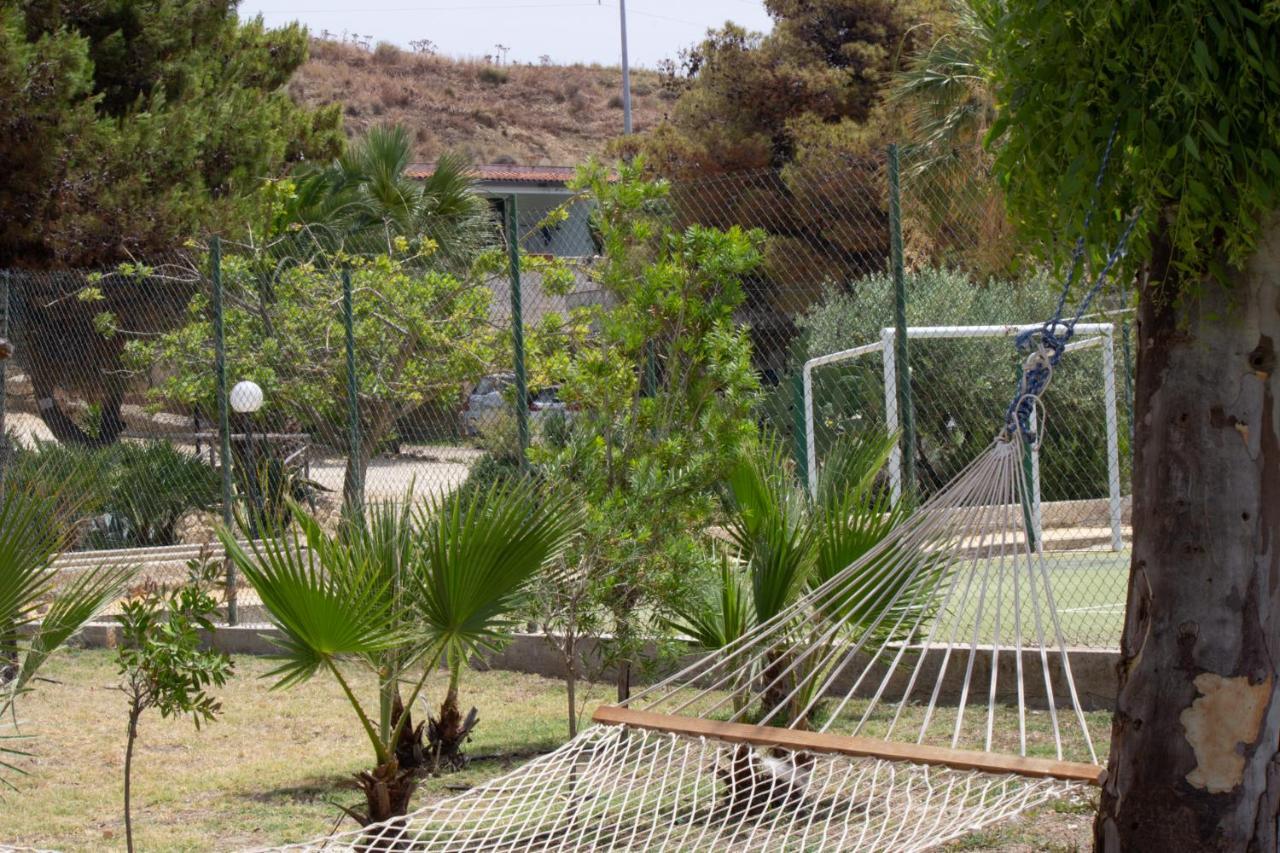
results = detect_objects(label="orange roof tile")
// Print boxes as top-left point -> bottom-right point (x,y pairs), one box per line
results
407,163 -> 578,184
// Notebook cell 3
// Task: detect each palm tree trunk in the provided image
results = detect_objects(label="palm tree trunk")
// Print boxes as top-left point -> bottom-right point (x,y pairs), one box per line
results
354,756 -> 417,845
390,689 -> 425,770
428,664 -> 477,769
760,648 -> 807,730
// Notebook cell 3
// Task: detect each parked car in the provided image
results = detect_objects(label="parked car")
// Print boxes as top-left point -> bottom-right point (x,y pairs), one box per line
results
462,374 -> 571,435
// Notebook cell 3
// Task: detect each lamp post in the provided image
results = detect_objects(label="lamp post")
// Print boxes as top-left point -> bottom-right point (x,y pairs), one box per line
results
600,0 -> 632,134
230,380 -> 264,538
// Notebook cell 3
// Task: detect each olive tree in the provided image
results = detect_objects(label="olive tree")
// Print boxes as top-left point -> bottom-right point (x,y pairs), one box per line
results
528,160 -> 763,703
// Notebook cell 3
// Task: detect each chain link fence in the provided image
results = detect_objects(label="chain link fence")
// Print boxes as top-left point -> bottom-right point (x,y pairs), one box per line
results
8,150 -> 1134,645
663,149 -> 1134,648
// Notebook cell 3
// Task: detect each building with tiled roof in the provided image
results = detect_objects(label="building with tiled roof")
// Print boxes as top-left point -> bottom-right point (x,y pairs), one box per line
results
412,162 -> 603,324
411,162 -> 595,260
406,163 -> 580,186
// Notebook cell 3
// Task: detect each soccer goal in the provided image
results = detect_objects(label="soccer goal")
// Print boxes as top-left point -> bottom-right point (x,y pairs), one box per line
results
801,323 -> 1124,552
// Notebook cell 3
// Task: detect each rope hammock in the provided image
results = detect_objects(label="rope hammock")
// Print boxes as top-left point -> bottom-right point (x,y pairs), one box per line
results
259,143 -> 1139,852
264,430 -> 1101,853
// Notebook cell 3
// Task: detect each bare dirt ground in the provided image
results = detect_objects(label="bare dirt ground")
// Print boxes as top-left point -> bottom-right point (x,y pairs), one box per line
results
307,444 -> 483,502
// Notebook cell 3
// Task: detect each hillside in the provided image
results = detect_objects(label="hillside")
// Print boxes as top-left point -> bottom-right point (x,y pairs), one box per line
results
289,39 -> 672,166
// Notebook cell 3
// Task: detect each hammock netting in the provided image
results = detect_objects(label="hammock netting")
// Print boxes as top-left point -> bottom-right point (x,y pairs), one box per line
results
263,429 -> 1105,852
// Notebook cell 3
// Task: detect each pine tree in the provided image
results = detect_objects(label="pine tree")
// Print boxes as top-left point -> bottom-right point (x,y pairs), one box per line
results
1,0 -> 342,266
0,0 -> 343,444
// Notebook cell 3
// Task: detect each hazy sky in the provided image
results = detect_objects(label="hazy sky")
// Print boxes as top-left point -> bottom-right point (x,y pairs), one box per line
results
239,0 -> 775,68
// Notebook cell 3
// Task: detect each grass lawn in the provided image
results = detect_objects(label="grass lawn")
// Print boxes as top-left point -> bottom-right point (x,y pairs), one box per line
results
1,650 -> 1099,852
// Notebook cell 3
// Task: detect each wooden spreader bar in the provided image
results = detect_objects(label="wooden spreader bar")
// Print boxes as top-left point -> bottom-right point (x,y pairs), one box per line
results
593,706 -> 1104,786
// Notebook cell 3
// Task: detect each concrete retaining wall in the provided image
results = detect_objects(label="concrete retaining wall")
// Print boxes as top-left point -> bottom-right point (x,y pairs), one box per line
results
66,622 -> 1120,710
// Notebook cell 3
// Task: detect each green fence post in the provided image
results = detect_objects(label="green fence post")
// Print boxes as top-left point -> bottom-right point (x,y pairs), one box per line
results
342,267 -> 364,513
1116,281 -> 1136,450
506,195 -> 530,467
211,237 -> 237,625
887,144 -> 917,498
792,371 -> 808,491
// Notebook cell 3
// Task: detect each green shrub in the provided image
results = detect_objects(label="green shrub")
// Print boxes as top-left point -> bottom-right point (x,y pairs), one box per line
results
116,552 -> 232,849
477,66 -> 508,85
540,409 -> 572,450
233,446 -> 325,534
4,437 -> 111,531
91,442 -> 221,548
457,412 -> 528,504
5,438 -> 222,549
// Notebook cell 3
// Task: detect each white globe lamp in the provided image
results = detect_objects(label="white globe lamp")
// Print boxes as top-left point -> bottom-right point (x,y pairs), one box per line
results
230,380 -> 264,414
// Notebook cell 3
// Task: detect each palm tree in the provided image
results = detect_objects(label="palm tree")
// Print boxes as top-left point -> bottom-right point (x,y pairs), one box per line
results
219,477 -> 579,827
890,2 -> 1015,272
891,2 -> 997,184
1,488 -> 136,786
284,125 -> 496,266
669,432 -> 942,727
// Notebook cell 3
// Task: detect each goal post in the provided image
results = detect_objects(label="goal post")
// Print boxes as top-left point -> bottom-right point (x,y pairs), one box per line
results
801,323 -> 1123,552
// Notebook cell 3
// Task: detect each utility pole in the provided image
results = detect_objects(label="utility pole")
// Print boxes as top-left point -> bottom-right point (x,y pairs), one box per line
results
602,0 -> 633,133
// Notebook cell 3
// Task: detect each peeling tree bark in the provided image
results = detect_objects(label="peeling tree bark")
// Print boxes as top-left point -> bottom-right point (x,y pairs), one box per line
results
1095,216 -> 1280,851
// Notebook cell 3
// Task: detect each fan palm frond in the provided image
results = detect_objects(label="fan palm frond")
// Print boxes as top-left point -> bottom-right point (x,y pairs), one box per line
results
723,437 -> 814,626
218,506 -> 414,690
892,2 -> 997,182
344,124 -> 422,233
0,488 -> 135,788
410,476 -> 580,667
811,435 -> 953,642
14,561 -> 136,696
1,489 -> 136,700
0,491 -> 65,641
417,151 -> 487,223
667,548 -> 754,651
812,431 -> 898,514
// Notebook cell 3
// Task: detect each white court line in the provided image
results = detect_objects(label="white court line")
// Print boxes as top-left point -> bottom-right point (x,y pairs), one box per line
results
1058,603 -> 1125,614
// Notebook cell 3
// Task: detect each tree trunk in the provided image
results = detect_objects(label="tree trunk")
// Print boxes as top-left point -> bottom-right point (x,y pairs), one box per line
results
564,632 -> 578,738
390,690 -> 426,771
616,659 -> 631,704
124,705 -> 141,853
29,365 -> 126,448
427,670 -> 478,770
352,756 -> 417,847
1095,217 -> 1280,851
614,598 -> 636,704
342,436 -> 374,512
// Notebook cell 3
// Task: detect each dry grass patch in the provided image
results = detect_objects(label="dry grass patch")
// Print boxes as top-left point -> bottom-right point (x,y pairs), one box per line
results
0,650 -> 608,851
